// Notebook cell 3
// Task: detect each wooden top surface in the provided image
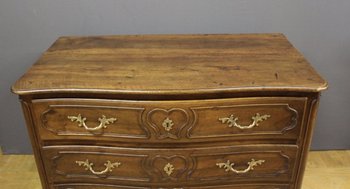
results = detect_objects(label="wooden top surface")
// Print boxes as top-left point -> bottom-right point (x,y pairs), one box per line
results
12,34 -> 327,96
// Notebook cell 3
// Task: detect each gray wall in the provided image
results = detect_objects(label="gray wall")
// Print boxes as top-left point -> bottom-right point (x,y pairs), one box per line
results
1,0 -> 349,154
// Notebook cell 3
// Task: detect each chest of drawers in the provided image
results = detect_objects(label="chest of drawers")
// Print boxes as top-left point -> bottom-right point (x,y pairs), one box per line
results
12,34 -> 327,189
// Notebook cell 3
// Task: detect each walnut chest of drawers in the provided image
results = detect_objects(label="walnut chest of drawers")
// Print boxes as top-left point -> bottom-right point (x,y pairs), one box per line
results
12,34 -> 328,189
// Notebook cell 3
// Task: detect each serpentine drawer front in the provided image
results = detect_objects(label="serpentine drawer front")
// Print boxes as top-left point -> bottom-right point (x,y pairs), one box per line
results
54,184 -> 290,189
32,97 -> 306,143
42,145 -> 297,185
12,34 -> 327,189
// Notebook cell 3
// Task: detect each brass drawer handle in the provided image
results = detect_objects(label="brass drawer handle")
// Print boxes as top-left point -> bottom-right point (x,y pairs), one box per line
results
67,114 -> 117,131
219,113 -> 270,129
75,159 -> 121,175
216,159 -> 265,174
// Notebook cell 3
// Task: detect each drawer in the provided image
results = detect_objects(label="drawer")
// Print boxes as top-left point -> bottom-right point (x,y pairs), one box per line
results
54,183 -> 290,189
187,97 -> 305,141
188,184 -> 290,189
32,99 -> 149,140
42,145 -> 298,186
54,183 -> 150,189
32,97 -> 306,143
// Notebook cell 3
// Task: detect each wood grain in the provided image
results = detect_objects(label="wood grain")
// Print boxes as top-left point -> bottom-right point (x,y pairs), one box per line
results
30,97 -> 306,144
10,34 -> 328,189
40,145 -> 297,186
11,34 -> 327,97
1,151 -> 348,189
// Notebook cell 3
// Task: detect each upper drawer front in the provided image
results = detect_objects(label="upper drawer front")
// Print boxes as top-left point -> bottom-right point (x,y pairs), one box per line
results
188,97 -> 305,141
32,97 -> 306,143
42,145 -> 297,186
32,99 -> 148,140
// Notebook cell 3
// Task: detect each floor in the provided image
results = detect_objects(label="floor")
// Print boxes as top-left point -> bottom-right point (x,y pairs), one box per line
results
0,150 -> 349,189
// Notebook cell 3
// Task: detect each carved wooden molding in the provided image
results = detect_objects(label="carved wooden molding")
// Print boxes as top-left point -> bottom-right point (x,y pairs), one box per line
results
187,103 -> 299,139
40,104 -> 149,139
51,150 -> 150,182
146,108 -> 190,139
188,150 -> 292,181
54,183 -> 151,189
147,155 -> 191,182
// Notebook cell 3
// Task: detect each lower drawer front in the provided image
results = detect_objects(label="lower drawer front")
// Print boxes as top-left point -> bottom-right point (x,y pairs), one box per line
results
190,184 -> 290,189
54,183 -> 290,189
54,184 -> 148,189
42,145 -> 297,186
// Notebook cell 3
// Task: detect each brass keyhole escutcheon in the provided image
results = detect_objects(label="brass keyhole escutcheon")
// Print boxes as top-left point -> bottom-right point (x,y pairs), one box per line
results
162,117 -> 174,132
163,162 -> 175,176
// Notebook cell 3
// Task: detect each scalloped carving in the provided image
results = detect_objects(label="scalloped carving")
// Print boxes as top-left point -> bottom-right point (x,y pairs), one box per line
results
188,150 -> 292,181
40,104 -> 149,139
187,103 -> 299,139
281,105 -> 298,133
146,108 -> 190,139
53,183 -> 151,189
148,155 -> 191,182
50,150 -> 149,182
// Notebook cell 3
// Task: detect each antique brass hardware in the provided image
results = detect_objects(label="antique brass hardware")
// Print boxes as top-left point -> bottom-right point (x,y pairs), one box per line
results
163,162 -> 175,176
75,159 -> 121,175
219,113 -> 270,129
68,114 -> 117,131
216,159 -> 265,174
162,117 -> 174,131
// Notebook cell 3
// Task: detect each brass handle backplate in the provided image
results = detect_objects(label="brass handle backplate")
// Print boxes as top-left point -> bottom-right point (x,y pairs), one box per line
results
219,113 -> 270,129
68,114 -> 117,131
75,159 -> 121,175
216,159 -> 265,174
